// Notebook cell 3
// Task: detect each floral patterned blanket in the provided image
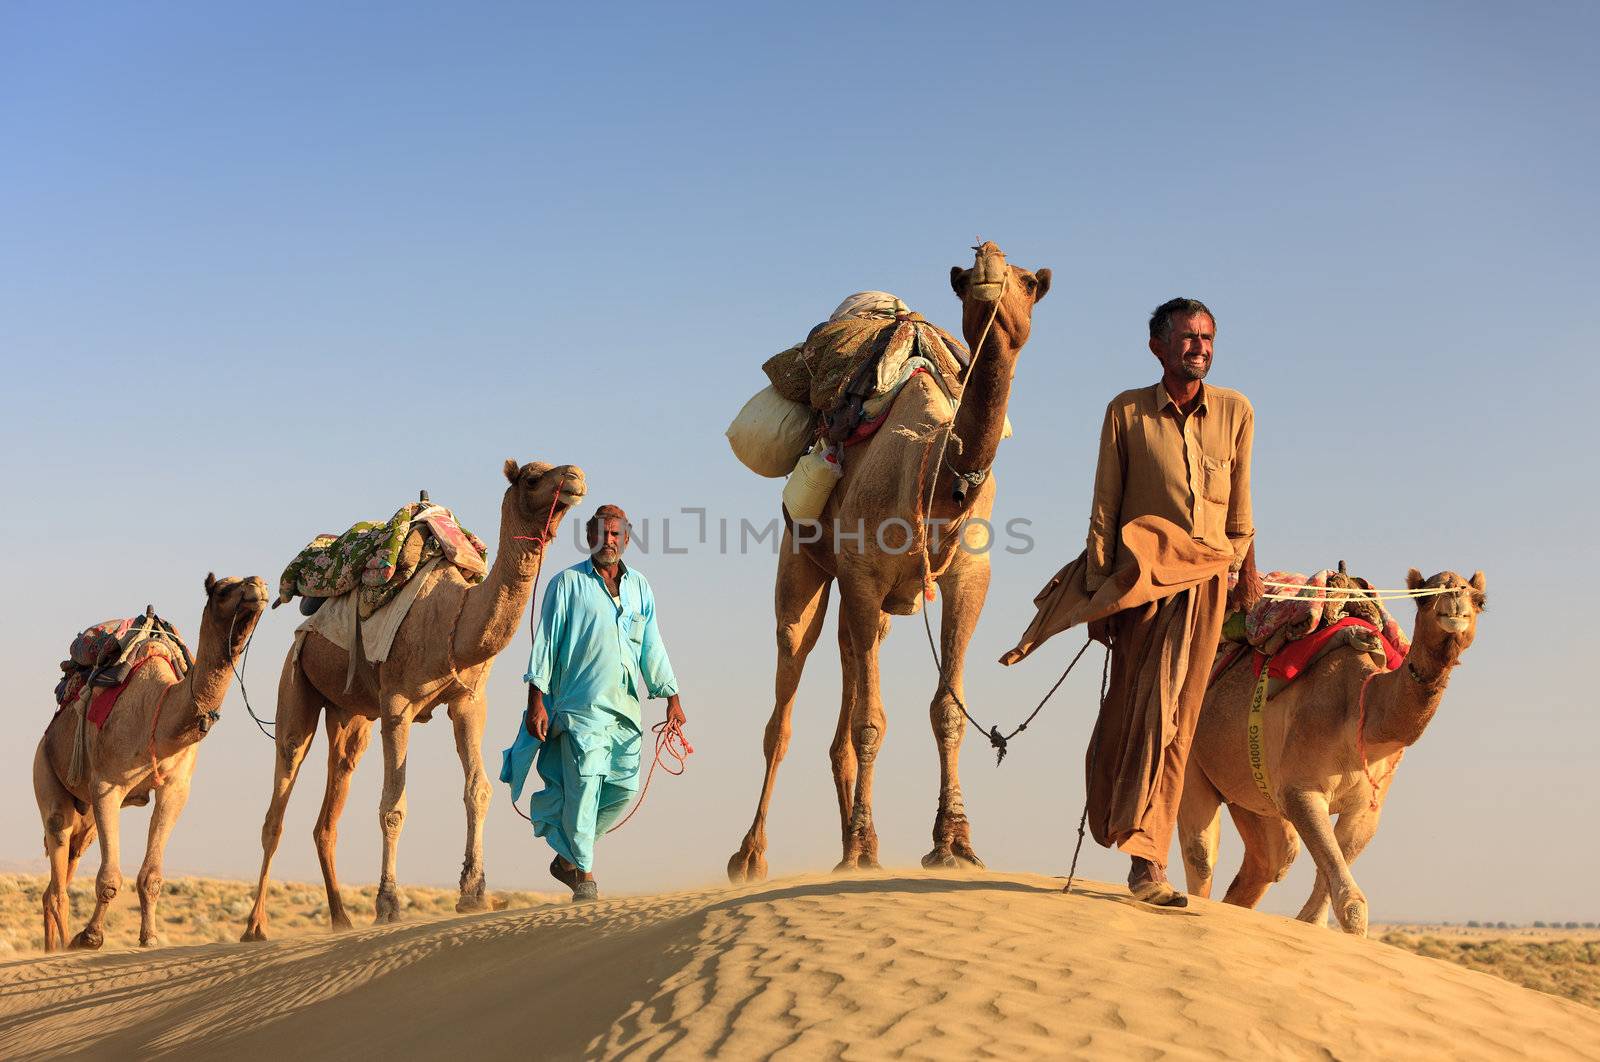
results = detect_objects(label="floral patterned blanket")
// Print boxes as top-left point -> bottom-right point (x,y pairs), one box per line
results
277,502 -> 488,619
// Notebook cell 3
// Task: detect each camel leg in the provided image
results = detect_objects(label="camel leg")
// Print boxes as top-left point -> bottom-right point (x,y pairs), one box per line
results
1220,804 -> 1300,908
838,596 -> 890,872
241,656 -> 321,942
373,710 -> 412,924
35,743 -> 79,952
71,786 -> 123,950
1177,768 -> 1224,899
314,712 -> 372,931
1298,806 -> 1381,927
1282,788 -> 1367,935
40,817 -> 71,953
136,767 -> 192,947
829,617 -> 858,854
923,555 -> 989,869
727,536 -> 832,883
450,695 -> 492,913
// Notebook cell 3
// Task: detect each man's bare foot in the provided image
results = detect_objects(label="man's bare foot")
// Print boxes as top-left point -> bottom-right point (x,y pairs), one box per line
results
572,881 -> 599,903
1128,856 -> 1187,907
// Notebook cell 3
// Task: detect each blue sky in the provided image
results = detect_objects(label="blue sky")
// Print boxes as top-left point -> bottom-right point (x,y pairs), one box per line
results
2,2 -> 1595,923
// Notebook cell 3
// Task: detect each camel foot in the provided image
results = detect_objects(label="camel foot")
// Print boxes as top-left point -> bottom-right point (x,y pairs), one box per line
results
833,855 -> 882,873
374,886 -> 403,925
329,910 -> 354,931
726,846 -> 768,884
1336,896 -> 1369,937
921,843 -> 985,870
68,928 -> 104,951
457,870 -> 488,913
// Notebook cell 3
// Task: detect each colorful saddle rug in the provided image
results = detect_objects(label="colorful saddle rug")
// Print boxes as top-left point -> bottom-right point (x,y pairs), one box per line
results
55,612 -> 190,728
1212,568 -> 1409,692
277,502 -> 488,619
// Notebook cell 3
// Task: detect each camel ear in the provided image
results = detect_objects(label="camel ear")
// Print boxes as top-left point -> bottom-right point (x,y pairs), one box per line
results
1406,568 -> 1426,590
1469,570 -> 1487,609
503,458 -> 520,484
1032,268 -> 1052,303
950,266 -> 967,297
204,572 -> 218,595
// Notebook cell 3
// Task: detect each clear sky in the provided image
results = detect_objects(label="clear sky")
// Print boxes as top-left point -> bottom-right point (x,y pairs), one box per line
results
2,2 -> 1595,924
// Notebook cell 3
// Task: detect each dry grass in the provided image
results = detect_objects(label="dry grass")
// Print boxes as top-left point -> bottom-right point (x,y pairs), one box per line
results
1382,931 -> 1600,1010
0,873 -> 558,957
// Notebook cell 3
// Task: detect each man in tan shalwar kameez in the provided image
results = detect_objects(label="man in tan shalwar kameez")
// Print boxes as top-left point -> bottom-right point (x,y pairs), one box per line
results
1002,298 -> 1261,906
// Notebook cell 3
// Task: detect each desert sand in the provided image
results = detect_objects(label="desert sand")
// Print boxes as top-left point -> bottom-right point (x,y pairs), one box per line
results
2,870 -> 1597,1060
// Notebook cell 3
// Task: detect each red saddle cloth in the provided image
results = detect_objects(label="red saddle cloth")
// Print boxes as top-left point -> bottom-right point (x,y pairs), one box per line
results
86,653 -> 177,728
1214,616 -> 1406,688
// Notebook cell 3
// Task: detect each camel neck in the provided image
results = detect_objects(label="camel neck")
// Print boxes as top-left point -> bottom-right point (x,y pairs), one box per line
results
938,313 -> 1021,513
452,499 -> 545,672
154,619 -> 241,752
1362,635 -> 1457,753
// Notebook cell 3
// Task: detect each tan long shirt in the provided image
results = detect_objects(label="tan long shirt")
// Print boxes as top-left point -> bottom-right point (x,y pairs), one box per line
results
1085,382 -> 1254,590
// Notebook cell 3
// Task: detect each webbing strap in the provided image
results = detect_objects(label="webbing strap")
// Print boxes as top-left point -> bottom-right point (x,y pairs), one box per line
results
1246,660 -> 1279,811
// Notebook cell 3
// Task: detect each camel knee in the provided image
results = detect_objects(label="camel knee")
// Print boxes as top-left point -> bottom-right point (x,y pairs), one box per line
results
95,870 -> 120,905
45,811 -> 71,834
465,776 -> 490,813
137,868 -> 162,903
929,694 -> 964,743
1183,834 -> 1215,878
380,808 -> 405,835
852,723 -> 882,764
312,820 -> 337,852
762,716 -> 792,760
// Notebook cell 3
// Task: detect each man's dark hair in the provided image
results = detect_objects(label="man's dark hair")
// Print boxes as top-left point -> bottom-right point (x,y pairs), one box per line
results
585,504 -> 630,547
1149,298 -> 1216,341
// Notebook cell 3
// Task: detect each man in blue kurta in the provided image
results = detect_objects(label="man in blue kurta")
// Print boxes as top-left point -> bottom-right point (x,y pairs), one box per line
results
500,504 -> 685,902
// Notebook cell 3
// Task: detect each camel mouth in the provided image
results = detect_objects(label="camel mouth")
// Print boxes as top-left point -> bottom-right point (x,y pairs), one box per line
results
970,281 -> 1005,302
1437,615 -> 1469,633
555,486 -> 586,511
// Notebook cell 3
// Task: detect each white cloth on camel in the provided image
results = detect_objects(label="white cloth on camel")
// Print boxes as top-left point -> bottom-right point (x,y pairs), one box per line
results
290,556 -> 447,671
829,291 -> 910,322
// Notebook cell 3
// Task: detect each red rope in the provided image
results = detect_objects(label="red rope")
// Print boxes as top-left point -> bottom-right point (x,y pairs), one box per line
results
606,718 -> 692,834
1355,670 -> 1392,811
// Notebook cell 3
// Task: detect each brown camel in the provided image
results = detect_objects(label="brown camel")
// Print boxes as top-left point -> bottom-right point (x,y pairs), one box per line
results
32,574 -> 269,950
1178,569 -> 1486,935
728,242 -> 1051,880
240,459 -> 585,940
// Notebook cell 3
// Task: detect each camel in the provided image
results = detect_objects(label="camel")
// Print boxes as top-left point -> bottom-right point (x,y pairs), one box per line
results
240,459 -> 585,940
1177,569 -> 1486,935
33,573 -> 269,950
728,242 -> 1051,880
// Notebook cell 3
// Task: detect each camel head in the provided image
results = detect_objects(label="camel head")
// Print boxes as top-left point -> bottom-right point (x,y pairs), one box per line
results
949,240 -> 1051,353
502,458 -> 587,543
201,573 -> 269,654
1404,568 -> 1486,659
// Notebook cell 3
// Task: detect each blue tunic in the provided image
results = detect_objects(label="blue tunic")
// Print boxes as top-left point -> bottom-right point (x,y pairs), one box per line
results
499,558 -> 678,871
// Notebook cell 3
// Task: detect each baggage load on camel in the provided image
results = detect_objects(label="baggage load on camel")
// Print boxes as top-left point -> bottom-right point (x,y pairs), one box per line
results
55,609 -> 191,711
1212,564 -> 1409,696
730,291 -> 973,479
277,501 -> 488,619
726,385 -> 817,478
782,448 -> 843,522
761,312 -> 968,414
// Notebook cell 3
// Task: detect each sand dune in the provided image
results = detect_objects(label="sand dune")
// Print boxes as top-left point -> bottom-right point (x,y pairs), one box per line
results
2,870 -> 1597,1060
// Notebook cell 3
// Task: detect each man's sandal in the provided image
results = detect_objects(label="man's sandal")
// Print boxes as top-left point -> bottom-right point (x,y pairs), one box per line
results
550,857 -> 581,892
1130,880 -> 1189,908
